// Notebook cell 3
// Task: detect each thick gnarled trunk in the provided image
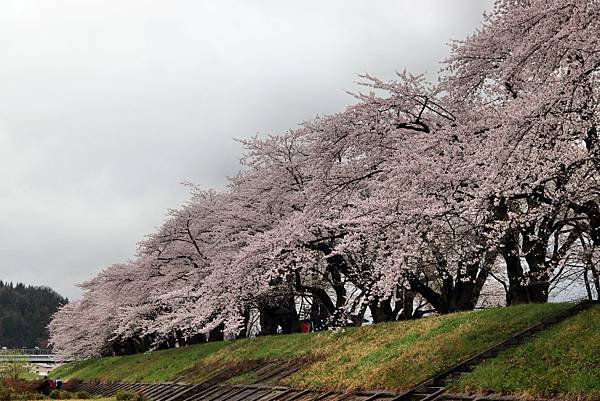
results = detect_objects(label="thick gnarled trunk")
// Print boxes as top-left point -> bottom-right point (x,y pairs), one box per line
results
259,295 -> 300,335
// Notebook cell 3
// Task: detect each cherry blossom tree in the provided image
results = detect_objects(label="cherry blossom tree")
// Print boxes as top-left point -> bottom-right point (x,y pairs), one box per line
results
49,0 -> 600,358
443,0 -> 600,303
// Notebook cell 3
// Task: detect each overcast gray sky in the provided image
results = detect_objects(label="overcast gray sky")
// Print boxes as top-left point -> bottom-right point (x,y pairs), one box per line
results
0,0 -> 493,299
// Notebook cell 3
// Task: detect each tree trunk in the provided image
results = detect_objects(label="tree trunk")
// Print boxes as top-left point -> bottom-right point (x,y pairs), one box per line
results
238,308 -> 251,338
309,297 -> 329,331
503,228 -> 530,305
276,295 -> 301,334
502,228 -> 550,305
397,290 -> 415,320
208,323 -> 224,342
259,295 -> 300,335
369,298 -> 395,323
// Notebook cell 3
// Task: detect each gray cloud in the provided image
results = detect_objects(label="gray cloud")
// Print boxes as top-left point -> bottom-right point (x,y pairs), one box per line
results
0,0 -> 494,299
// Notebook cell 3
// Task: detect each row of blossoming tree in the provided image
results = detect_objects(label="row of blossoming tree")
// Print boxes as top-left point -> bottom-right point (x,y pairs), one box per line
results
49,0 -> 600,359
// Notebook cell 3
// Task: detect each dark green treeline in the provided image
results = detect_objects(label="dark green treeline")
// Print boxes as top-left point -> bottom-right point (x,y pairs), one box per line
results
0,281 -> 68,348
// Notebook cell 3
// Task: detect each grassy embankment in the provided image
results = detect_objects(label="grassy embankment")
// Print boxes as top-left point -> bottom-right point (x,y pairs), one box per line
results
450,304 -> 600,400
52,303 -> 573,392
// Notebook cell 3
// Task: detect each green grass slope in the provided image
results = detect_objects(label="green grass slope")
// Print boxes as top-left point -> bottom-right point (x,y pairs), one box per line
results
53,303 -> 571,392
450,304 -> 600,400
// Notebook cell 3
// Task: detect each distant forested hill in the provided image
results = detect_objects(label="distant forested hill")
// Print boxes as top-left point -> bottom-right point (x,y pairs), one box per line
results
0,281 -> 68,348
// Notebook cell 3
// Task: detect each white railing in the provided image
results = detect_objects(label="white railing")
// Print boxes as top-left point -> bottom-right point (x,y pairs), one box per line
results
0,348 -> 53,355
0,349 -> 55,363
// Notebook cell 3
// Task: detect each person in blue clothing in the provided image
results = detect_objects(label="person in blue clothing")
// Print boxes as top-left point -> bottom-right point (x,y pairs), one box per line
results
55,378 -> 63,391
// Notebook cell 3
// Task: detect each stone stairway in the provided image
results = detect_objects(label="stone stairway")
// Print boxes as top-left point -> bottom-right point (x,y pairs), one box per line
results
73,381 -> 398,401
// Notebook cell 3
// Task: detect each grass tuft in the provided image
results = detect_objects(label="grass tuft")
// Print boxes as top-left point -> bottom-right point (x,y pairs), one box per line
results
52,303 -> 574,393
449,304 -> 600,400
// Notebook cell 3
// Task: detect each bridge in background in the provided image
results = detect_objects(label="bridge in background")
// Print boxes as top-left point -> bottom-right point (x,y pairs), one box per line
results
0,349 -> 58,363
